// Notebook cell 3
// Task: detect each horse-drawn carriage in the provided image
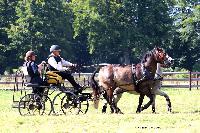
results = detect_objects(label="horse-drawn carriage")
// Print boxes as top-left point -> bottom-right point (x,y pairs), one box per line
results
12,63 -> 92,116
12,47 -> 174,115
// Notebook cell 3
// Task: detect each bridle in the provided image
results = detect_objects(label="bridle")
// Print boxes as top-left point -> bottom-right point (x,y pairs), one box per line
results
154,48 -> 167,64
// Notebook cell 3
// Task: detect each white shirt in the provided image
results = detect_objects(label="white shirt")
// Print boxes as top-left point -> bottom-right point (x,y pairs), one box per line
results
48,54 -> 73,71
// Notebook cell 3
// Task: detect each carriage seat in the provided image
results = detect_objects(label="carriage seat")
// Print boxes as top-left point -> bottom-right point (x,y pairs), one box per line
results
21,66 -> 40,87
45,71 -> 64,85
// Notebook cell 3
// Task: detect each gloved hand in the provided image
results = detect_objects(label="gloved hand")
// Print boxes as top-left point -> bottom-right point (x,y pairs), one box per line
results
63,67 -> 70,71
72,64 -> 77,67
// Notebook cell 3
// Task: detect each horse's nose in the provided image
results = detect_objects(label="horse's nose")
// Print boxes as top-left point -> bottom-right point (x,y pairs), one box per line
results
164,58 -> 174,67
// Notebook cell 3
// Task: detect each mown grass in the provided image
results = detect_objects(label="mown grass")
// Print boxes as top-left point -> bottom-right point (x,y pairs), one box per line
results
0,89 -> 200,133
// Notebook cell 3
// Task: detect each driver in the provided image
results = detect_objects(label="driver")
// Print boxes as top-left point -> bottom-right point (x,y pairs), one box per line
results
47,45 -> 82,93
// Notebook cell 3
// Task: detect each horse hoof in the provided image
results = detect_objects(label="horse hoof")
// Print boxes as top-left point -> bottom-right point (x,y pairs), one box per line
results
111,110 -> 114,114
102,109 -> 106,113
102,110 -> 106,113
136,110 -> 141,113
118,111 -> 124,114
102,106 -> 107,113
136,107 -> 142,113
140,106 -> 144,111
168,108 -> 172,112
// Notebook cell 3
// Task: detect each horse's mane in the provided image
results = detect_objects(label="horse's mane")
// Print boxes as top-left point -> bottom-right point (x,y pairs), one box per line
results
141,50 -> 154,63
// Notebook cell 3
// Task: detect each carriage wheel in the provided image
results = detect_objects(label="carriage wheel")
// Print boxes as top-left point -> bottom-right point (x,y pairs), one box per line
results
52,92 -> 66,115
18,93 -> 53,116
52,91 -> 81,115
61,92 -> 81,115
77,94 -> 89,114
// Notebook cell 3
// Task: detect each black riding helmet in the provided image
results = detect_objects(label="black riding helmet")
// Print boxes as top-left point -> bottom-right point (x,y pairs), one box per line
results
50,45 -> 61,53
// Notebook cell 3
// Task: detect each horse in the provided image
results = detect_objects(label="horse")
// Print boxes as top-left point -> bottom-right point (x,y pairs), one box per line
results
90,47 -> 173,114
110,62 -> 174,114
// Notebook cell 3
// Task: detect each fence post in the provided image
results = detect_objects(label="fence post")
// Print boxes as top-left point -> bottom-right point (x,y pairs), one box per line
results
189,71 -> 192,91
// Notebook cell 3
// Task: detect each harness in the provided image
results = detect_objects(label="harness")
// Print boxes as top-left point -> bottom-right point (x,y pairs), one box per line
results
131,64 -> 141,93
131,64 -> 137,83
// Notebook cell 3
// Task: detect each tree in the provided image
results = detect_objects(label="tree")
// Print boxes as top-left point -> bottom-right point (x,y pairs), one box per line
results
170,0 -> 200,70
0,0 -> 18,73
6,0 -> 74,69
71,0 -> 173,64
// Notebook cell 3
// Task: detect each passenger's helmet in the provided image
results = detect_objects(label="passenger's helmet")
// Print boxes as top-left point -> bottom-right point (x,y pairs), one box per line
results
50,45 -> 61,53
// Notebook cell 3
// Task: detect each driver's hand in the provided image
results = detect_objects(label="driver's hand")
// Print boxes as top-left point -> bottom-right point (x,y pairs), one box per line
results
72,64 -> 77,67
63,67 -> 70,71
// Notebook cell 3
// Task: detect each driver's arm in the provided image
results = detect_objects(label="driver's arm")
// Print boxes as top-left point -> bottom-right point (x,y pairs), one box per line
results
61,58 -> 73,67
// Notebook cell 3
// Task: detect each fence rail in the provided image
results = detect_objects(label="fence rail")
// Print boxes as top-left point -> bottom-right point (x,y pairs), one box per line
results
0,71 -> 200,90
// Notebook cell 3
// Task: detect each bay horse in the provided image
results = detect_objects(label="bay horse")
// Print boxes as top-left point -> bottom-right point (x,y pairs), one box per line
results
90,47 -> 173,113
111,62 -> 173,114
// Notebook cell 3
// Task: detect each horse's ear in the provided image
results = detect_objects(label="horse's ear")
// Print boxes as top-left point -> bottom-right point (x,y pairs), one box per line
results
154,47 -> 163,53
153,45 -> 159,49
153,46 -> 158,51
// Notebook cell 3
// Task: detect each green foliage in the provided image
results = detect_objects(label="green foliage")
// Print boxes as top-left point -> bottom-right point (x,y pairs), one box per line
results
6,0 -> 74,66
192,61 -> 200,71
169,0 -> 200,71
0,0 -> 18,73
174,0 -> 200,45
0,0 -> 200,73
71,0 -> 173,64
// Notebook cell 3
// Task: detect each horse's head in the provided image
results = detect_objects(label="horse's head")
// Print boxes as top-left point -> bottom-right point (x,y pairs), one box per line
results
153,47 -> 174,67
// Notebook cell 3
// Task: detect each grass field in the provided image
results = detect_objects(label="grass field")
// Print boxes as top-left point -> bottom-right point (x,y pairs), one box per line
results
0,88 -> 200,133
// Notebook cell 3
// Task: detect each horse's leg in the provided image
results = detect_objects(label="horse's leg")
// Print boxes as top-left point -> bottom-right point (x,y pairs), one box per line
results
101,90 -> 116,114
112,87 -> 123,114
108,87 -> 116,113
152,80 -> 172,112
152,94 -> 156,113
102,91 -> 108,113
140,93 -> 154,112
154,89 -> 172,112
136,94 -> 145,113
100,83 -> 115,113
103,85 -> 116,113
151,80 -> 161,113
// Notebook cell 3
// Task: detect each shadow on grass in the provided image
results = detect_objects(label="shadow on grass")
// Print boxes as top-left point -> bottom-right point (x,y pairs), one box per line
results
171,110 -> 200,114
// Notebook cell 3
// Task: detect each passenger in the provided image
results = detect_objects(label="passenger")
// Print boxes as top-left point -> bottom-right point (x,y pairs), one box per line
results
23,50 -> 45,97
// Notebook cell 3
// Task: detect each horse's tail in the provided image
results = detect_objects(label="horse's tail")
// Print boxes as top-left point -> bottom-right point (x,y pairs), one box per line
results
90,66 -> 101,109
